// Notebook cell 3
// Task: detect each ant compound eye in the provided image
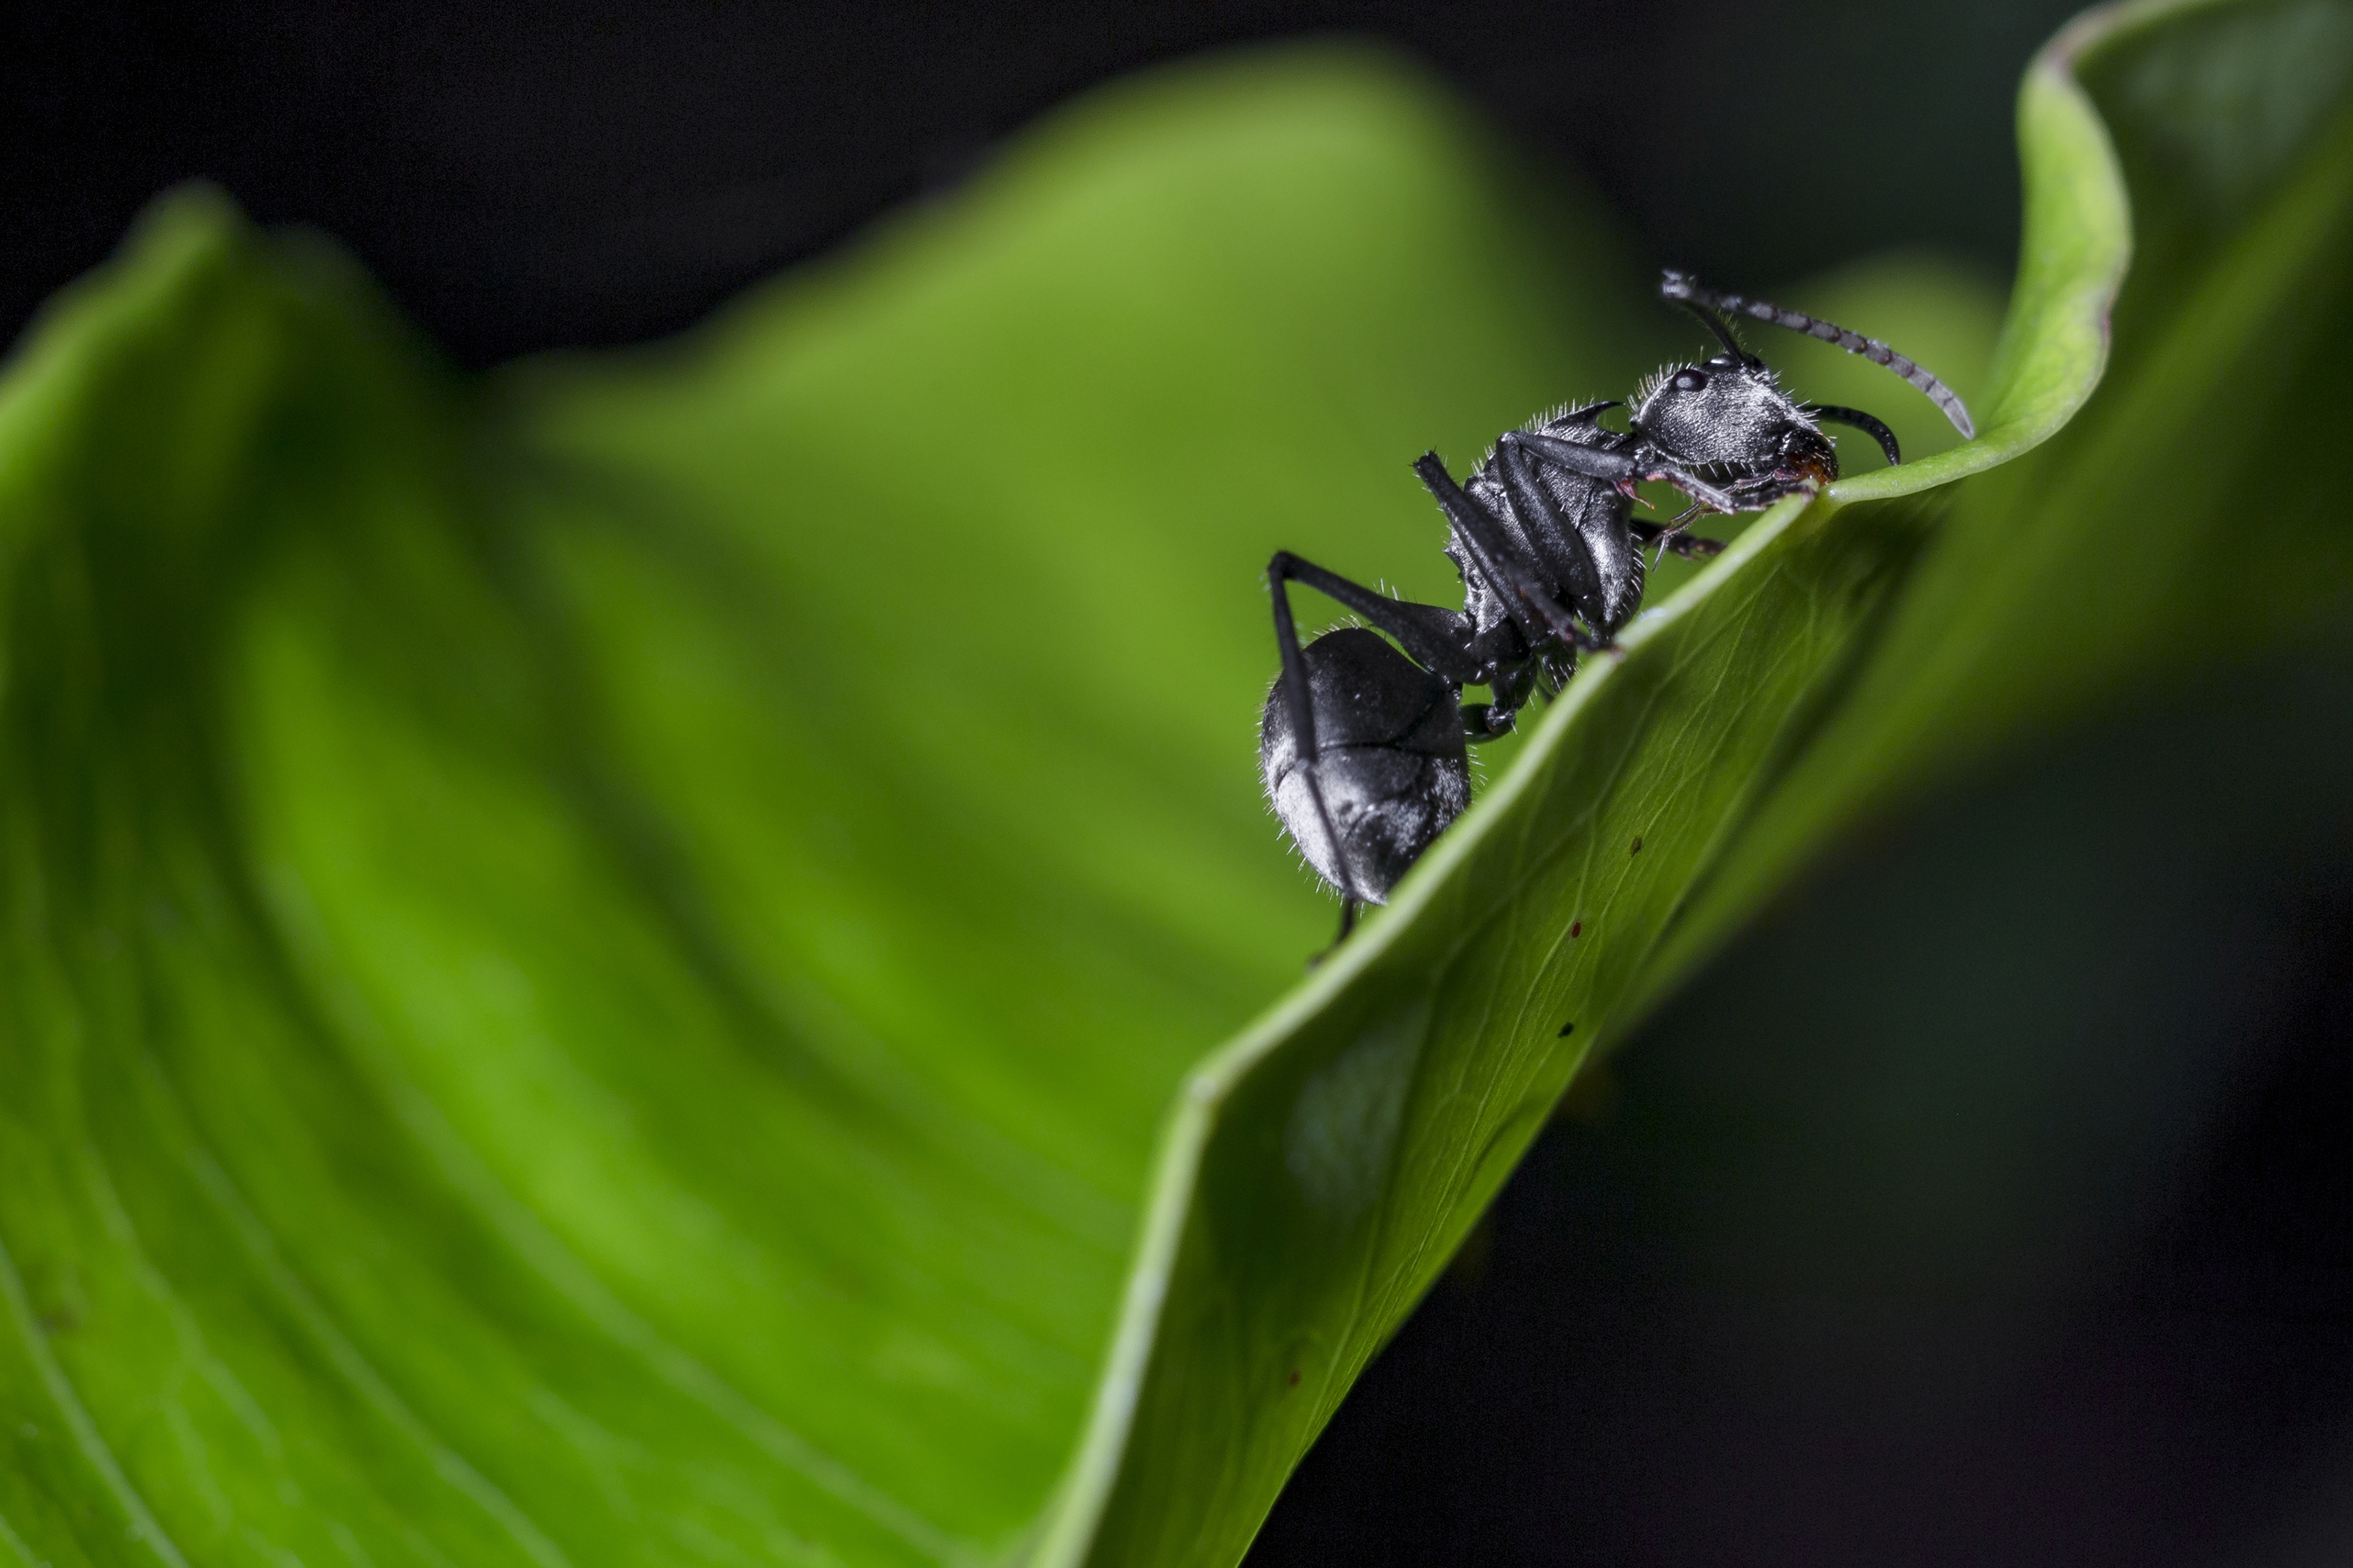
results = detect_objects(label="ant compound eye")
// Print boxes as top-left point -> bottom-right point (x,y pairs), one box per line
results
1672,369 -> 1709,392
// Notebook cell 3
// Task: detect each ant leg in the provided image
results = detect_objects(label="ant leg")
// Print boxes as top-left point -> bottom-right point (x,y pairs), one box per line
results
1304,895 -> 1363,969
1460,705 -> 1516,739
1267,552 -> 1484,931
1719,471 -> 1821,510
1412,454 -> 1600,653
1269,551 -> 1484,684
1267,556 -> 1363,913
1493,434 -> 1632,632
1503,429 -> 1739,515
1807,404 -> 1902,467
1629,516 -> 1726,558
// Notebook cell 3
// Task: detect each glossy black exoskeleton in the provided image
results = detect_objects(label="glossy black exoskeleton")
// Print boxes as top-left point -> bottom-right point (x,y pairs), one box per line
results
1261,271 -> 1975,945
1260,627 -> 1469,905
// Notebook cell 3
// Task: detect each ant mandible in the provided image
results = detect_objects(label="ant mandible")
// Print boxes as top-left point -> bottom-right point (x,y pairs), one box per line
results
1260,270 -> 1976,945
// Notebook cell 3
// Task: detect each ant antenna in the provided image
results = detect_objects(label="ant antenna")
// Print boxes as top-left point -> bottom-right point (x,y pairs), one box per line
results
1660,271 -> 1975,439
1672,298 -> 1761,369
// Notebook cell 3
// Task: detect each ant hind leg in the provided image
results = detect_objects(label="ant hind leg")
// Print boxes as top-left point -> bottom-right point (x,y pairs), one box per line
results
1266,552 -> 1481,948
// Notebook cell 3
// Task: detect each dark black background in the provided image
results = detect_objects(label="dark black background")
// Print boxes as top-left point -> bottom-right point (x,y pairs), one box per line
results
7,0 -> 2072,365
1254,652 -> 2353,1567
12,3 -> 2350,1564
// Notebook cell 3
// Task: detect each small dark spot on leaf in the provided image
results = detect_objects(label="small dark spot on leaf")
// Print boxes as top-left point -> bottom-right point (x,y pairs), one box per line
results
1570,920 -> 1582,938
1558,1021 -> 1575,1037
1629,835 -> 1643,855
1287,1369 -> 1301,1387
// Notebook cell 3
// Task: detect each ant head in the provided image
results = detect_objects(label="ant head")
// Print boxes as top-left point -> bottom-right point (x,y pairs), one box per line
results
1630,355 -> 1836,484
1633,271 -> 1986,492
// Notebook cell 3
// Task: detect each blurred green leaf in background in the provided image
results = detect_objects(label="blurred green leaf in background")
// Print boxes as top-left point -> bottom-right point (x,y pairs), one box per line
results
0,1 -> 2347,1565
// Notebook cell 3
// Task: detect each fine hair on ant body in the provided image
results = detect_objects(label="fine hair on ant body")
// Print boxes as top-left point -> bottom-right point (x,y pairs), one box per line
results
1260,270 -> 1976,948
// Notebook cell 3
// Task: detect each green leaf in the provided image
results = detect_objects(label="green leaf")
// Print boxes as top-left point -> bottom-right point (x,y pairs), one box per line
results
1046,16 -> 2147,1567
0,5 -> 2337,1567
0,48 -> 1736,1568
1639,0 -> 2353,995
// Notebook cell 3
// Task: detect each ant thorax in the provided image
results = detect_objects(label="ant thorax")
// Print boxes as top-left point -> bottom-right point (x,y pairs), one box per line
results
1448,405 -> 1645,642
1632,355 -> 1834,483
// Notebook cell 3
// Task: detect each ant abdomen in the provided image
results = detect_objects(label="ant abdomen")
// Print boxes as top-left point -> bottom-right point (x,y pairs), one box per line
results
1259,627 -> 1469,905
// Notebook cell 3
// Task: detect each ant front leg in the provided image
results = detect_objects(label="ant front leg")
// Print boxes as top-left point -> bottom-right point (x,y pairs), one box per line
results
1718,471 -> 1822,511
1629,515 -> 1726,559
1503,429 -> 1739,516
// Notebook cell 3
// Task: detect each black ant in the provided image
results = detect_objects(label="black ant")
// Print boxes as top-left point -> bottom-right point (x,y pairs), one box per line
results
1260,271 -> 1975,945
